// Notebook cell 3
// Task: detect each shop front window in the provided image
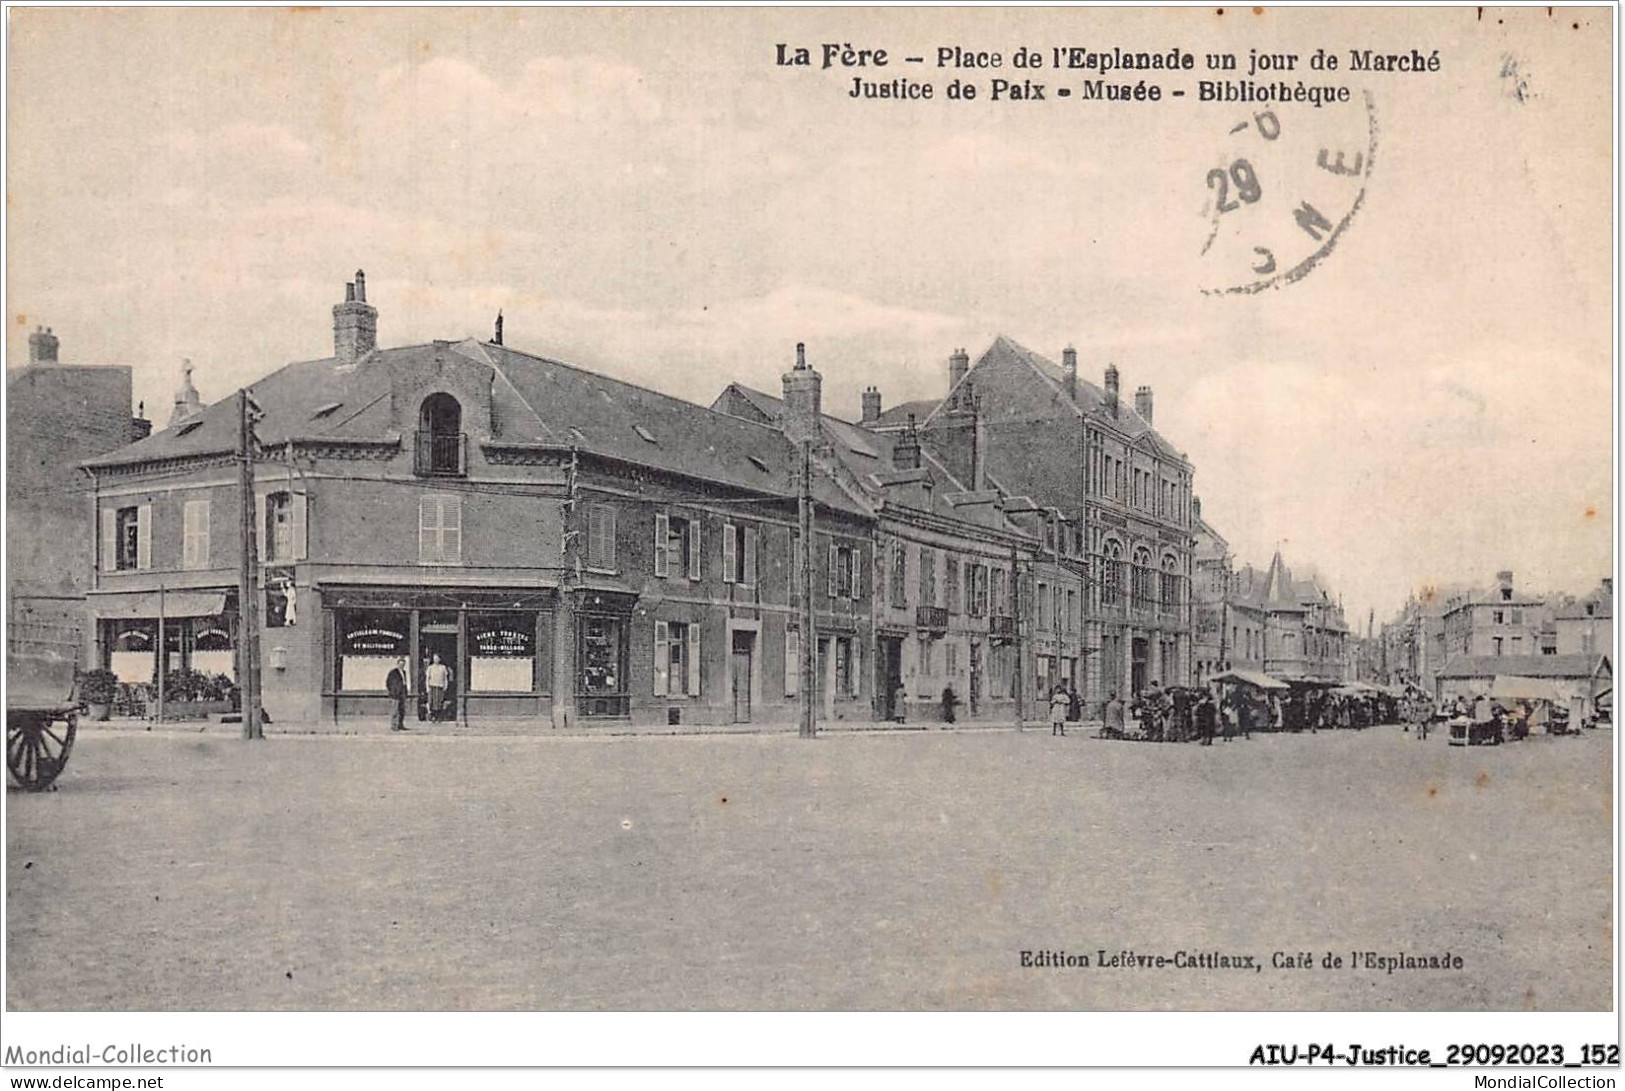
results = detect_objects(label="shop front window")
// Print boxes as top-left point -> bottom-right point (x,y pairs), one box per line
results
109,621 -> 156,684
191,618 -> 236,679
468,612 -> 537,693
578,613 -> 629,717
337,609 -> 409,692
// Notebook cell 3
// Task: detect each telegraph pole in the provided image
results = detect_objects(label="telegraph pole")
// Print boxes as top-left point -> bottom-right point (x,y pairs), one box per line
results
237,389 -> 264,740
798,439 -> 816,738
1011,544 -> 1024,731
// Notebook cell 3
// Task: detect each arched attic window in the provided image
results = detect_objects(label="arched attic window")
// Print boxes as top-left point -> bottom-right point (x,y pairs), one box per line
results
416,393 -> 466,477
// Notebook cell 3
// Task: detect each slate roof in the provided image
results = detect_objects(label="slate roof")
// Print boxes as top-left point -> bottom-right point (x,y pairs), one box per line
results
1436,653 -> 1612,680
712,382 -> 1031,534
933,335 -> 1185,461
84,340 -> 867,515
870,398 -> 939,430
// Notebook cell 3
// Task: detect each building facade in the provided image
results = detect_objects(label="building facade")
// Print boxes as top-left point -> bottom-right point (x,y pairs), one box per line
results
894,337 -> 1195,710
1440,570 -> 1548,661
1221,552 -> 1350,681
1554,578 -> 1613,660
82,275 -> 881,729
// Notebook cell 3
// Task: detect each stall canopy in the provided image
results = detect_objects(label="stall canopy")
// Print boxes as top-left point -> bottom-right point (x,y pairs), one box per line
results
91,590 -> 229,619
1209,669 -> 1289,690
1489,675 -> 1570,702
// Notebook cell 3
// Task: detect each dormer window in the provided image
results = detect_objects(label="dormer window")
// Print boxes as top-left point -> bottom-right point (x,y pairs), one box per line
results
415,393 -> 466,477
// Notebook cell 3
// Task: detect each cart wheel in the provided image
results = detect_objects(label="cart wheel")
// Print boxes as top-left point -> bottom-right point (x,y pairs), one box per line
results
7,711 -> 76,791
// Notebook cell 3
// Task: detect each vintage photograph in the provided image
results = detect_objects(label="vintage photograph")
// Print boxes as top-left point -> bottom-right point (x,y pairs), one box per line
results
3,4 -> 1614,1032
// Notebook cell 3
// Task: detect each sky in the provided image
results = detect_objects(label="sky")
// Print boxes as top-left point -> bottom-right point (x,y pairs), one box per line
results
6,7 -> 1613,625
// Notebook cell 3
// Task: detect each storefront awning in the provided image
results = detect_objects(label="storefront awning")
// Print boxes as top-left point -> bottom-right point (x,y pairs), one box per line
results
91,590 -> 229,619
1209,669 -> 1289,690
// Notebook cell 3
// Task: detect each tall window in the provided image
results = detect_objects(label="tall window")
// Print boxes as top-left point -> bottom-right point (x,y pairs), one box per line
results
586,505 -> 616,572
182,499 -> 211,569
1160,554 -> 1179,616
890,540 -> 907,608
991,568 -> 1008,618
419,495 -> 463,565
1132,547 -> 1154,610
263,491 -> 305,562
102,504 -> 150,572
417,392 -> 465,476
654,512 -> 701,580
723,523 -> 758,585
919,549 -> 937,608
828,542 -> 859,600
946,557 -> 961,614
653,620 -> 700,696
1102,540 -> 1123,607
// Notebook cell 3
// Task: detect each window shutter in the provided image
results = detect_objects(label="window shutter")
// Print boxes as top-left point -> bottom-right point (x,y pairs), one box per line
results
850,548 -> 861,600
722,522 -> 737,584
654,513 -> 669,578
686,623 -> 701,696
785,629 -> 799,696
687,519 -> 701,580
827,542 -> 837,598
100,508 -> 116,572
291,493 -> 307,561
743,526 -> 758,586
850,641 -> 862,696
653,621 -> 669,696
442,497 -> 462,564
603,508 -> 616,570
419,496 -> 436,564
136,504 -> 152,570
181,503 -> 197,570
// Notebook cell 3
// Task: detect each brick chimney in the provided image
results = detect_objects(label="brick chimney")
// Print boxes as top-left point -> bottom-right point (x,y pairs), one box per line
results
861,385 -> 882,424
333,269 -> 378,365
947,347 -> 970,412
1062,346 -> 1077,400
1104,363 -> 1120,418
1135,385 -> 1154,425
893,414 -> 922,470
781,341 -> 822,445
27,326 -> 58,365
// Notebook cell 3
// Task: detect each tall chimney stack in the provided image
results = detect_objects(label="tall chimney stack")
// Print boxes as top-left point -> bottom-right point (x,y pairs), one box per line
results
861,385 -> 882,425
1104,363 -> 1120,418
27,326 -> 59,365
781,341 -> 822,445
333,268 -> 378,365
1062,346 -> 1078,400
1134,385 -> 1154,425
947,347 -> 970,411
893,414 -> 922,470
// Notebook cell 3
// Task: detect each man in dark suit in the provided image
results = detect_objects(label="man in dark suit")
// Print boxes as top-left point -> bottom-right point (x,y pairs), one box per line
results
386,657 -> 410,732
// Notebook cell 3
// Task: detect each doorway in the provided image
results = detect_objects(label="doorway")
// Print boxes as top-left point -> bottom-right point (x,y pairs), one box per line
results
419,611 -> 459,722
1131,637 -> 1148,697
879,636 -> 904,720
731,630 -> 754,723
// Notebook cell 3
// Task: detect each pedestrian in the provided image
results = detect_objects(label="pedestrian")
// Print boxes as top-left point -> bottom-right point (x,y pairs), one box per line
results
1104,691 -> 1125,739
1196,690 -> 1217,746
1050,685 -> 1070,736
941,685 -> 959,725
425,652 -> 450,721
386,657 -> 410,732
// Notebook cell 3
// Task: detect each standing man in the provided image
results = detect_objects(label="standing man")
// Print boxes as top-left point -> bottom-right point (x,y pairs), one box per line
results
1104,691 -> 1125,739
386,657 -> 409,732
426,652 -> 450,722
1196,688 -> 1217,746
1050,685 -> 1070,737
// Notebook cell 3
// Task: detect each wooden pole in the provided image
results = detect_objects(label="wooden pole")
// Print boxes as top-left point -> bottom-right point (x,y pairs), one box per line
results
799,439 -> 816,738
238,389 -> 264,740
156,583 -> 166,727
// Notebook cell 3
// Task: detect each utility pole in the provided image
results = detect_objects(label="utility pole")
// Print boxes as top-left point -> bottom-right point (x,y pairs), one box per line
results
1011,544 -> 1024,731
237,389 -> 264,740
798,439 -> 817,738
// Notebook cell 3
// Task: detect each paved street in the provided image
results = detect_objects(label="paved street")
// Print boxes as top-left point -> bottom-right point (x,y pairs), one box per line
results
6,724 -> 1612,1010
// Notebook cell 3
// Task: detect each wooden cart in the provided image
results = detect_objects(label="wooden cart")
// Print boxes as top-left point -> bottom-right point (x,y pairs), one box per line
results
7,622 -> 82,790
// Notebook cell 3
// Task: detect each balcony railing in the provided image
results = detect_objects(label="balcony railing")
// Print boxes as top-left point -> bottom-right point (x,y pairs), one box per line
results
916,605 -> 948,632
414,431 -> 468,477
989,614 -> 1016,639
